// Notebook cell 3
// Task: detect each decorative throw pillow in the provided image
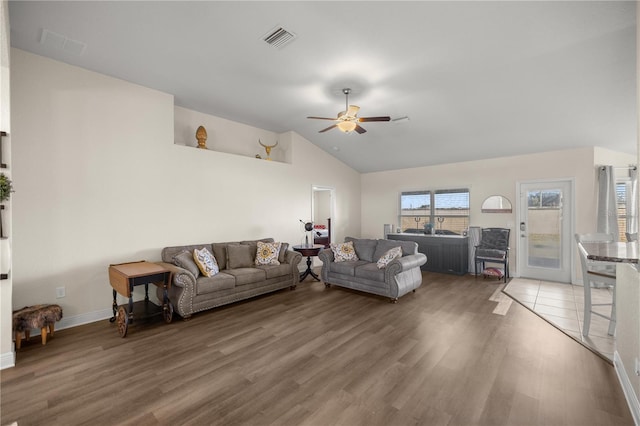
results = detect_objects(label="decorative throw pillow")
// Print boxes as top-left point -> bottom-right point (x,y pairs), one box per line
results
255,241 -> 282,266
193,247 -> 219,277
330,241 -> 359,263
173,250 -> 201,278
483,267 -> 504,280
376,246 -> 402,269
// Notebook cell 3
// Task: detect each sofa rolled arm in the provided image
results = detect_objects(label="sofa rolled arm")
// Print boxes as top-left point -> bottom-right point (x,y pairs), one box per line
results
384,253 -> 427,279
156,262 -> 196,288
284,250 -> 303,267
284,250 -> 303,287
156,261 -> 197,318
318,248 -> 334,264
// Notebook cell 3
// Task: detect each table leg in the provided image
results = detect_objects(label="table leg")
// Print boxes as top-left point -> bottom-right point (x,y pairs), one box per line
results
299,256 -> 320,282
163,283 -> 173,324
109,289 -> 118,322
128,294 -> 134,324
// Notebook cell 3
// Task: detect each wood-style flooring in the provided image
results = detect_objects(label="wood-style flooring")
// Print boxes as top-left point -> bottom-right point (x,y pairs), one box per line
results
1,272 -> 633,425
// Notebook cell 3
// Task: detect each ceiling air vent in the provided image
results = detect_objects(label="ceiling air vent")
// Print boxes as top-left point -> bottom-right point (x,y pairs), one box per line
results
40,29 -> 87,56
262,26 -> 296,49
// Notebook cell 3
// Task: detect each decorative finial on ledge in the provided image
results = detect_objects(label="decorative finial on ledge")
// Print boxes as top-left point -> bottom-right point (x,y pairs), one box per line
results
195,126 -> 208,149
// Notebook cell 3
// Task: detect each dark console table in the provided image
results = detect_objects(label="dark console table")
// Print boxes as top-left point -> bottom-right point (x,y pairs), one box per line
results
388,233 -> 469,275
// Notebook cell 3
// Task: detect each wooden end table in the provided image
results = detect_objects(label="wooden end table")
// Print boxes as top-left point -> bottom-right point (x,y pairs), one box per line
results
108,261 -> 173,337
293,244 -> 324,282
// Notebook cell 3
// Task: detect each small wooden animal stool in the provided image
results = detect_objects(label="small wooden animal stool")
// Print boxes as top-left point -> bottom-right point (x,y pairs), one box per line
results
12,304 -> 63,349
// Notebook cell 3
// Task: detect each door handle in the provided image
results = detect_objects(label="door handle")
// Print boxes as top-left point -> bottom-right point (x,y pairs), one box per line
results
520,222 -> 527,238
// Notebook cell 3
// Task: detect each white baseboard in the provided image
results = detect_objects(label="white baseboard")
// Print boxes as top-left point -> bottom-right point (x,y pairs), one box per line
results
0,308 -> 112,370
614,351 -> 640,426
0,350 -> 15,370
57,308 -> 113,331
18,307 -> 113,336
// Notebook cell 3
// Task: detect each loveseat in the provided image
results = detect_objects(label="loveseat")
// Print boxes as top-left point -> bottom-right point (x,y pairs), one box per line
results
318,237 -> 427,302
156,238 -> 302,319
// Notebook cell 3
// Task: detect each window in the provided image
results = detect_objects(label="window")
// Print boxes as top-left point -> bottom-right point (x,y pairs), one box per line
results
399,189 -> 469,235
434,189 -> 470,234
617,180 -> 631,241
400,191 -> 430,233
527,189 -> 561,208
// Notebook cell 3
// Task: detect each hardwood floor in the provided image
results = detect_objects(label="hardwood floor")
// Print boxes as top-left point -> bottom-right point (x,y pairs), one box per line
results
1,272 -> 633,425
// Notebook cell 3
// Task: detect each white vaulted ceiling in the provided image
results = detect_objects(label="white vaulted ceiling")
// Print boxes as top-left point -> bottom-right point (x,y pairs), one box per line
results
8,1 -> 637,173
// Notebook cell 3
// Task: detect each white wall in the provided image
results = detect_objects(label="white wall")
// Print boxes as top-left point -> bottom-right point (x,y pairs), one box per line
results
7,49 -> 360,341
612,4 -> 640,421
615,263 -> 640,424
0,0 -> 13,368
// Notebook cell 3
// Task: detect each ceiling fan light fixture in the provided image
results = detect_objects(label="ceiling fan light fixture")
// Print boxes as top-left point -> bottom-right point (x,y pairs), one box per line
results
337,121 -> 357,133
308,87 -> 390,134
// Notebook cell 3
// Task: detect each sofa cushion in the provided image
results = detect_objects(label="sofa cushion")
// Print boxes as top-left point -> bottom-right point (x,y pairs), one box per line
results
373,239 -> 414,261
227,244 -> 254,269
346,237 -> 377,262
355,263 -> 386,282
376,246 -> 403,269
329,260 -> 368,276
162,244 -> 212,264
196,273 -> 236,295
193,247 -> 220,277
278,242 -> 289,263
241,238 -> 275,260
331,241 -> 359,262
212,243 -> 229,270
476,248 -> 507,260
255,241 -> 282,266
225,268 -> 267,286
173,250 -> 200,278
256,263 -> 291,279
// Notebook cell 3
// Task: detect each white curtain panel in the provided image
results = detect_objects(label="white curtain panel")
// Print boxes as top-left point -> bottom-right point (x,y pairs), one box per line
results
627,166 -> 638,236
597,165 -> 619,241
468,226 -> 482,272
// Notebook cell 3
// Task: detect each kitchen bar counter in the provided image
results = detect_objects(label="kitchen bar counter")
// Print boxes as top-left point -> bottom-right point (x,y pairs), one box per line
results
387,233 -> 468,275
581,241 -> 638,264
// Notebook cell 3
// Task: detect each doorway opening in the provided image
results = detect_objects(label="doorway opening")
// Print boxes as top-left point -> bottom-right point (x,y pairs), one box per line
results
312,186 -> 335,247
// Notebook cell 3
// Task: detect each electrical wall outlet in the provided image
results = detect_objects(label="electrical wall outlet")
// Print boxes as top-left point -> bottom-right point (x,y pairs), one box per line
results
635,358 -> 640,376
56,286 -> 65,299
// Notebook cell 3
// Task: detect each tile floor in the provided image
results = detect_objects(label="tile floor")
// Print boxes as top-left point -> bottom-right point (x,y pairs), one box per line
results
503,278 -> 615,362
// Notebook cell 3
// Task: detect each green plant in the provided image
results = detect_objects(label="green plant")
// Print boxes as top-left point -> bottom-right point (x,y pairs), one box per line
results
0,173 -> 13,202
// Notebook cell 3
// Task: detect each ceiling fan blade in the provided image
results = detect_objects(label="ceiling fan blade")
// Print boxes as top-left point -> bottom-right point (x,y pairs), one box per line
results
319,124 -> 337,133
354,124 -> 367,134
358,116 -> 391,122
307,116 -> 337,121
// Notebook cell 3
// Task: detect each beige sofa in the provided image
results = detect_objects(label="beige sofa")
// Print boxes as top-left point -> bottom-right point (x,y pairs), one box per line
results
157,238 -> 302,319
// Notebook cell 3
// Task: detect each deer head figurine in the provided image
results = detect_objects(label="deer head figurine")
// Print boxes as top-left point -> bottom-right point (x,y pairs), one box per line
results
258,139 -> 278,160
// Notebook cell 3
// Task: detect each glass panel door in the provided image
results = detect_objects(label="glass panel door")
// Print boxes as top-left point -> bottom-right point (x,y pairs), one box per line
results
518,180 -> 572,282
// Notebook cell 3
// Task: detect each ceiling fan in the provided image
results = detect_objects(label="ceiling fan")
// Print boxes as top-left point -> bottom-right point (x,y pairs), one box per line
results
307,88 -> 391,134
